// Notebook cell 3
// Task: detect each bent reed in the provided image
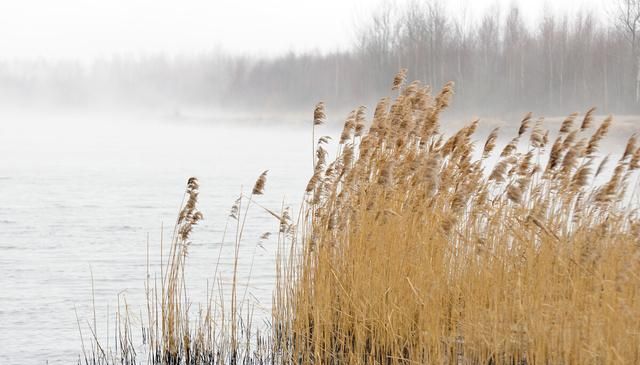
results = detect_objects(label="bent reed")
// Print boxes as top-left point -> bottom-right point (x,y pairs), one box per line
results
81,71 -> 640,365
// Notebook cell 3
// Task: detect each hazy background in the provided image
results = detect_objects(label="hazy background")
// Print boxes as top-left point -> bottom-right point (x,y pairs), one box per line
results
1,1 -> 638,364
0,0 -> 630,118
0,0 -> 608,59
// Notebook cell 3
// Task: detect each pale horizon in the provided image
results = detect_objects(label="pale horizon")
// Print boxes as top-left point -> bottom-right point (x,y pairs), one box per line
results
0,0 -> 608,62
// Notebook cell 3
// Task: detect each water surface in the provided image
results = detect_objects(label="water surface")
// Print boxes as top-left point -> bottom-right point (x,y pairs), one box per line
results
0,110 -> 637,364
0,112 -> 312,364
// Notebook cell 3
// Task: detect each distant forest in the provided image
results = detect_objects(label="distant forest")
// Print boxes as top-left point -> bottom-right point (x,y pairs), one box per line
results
3,1 -> 640,116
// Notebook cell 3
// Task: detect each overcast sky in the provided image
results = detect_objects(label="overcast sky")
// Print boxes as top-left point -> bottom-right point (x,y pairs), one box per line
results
0,0 -> 609,61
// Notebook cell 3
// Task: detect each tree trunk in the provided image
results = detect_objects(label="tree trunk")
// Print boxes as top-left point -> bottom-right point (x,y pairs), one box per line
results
636,55 -> 640,103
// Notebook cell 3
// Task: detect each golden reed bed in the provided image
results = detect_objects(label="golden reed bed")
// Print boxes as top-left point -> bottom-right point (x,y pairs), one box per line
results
83,71 -> 640,365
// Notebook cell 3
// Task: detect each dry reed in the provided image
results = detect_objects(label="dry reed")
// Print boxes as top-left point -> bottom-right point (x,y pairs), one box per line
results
274,72 -> 640,365
80,71 -> 640,365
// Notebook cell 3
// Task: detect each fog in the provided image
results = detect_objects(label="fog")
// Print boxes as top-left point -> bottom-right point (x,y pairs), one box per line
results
0,0 -> 627,119
1,1 -> 639,364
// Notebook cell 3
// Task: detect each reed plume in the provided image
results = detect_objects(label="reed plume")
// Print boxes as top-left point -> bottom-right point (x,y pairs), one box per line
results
252,170 -> 268,195
313,102 -> 326,126
275,72 -> 640,365
580,106 -> 596,130
392,68 -> 407,90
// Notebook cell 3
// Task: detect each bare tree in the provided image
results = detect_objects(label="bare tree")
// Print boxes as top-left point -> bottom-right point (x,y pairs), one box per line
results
2,2 -> 639,115
504,6 -> 527,104
616,0 -> 640,103
540,9 -> 556,109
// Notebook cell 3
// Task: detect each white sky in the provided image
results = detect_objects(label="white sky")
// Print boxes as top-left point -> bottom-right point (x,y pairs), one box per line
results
0,0 -> 609,61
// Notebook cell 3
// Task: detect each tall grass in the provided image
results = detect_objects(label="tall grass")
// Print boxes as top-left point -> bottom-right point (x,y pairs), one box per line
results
274,73 -> 640,364
81,175 -> 276,364
81,71 -> 640,364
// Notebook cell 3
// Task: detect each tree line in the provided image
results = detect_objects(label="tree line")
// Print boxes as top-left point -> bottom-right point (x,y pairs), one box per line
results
2,1 -> 640,116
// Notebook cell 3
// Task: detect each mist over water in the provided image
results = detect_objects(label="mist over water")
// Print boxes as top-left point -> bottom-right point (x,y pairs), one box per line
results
2,0 -> 640,363
0,111 -> 314,364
